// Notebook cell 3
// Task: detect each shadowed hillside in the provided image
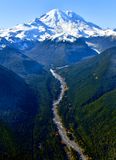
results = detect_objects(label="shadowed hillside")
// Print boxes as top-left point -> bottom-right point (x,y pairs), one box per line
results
0,65 -> 38,160
0,51 -> 67,160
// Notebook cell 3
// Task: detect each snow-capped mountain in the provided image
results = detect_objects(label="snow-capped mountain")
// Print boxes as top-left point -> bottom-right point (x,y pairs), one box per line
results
0,9 -> 116,49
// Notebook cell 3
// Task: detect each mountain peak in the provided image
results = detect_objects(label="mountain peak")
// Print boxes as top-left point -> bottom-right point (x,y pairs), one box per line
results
41,9 -> 65,19
47,8 -> 63,14
40,9 -> 85,25
0,9 -> 116,48
40,9 -> 70,28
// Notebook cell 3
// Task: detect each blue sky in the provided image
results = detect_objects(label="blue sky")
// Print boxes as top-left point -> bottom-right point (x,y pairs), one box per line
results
0,0 -> 115,29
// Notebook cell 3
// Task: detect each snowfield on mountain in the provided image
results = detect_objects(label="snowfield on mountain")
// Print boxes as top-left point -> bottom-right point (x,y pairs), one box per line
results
0,9 -> 116,45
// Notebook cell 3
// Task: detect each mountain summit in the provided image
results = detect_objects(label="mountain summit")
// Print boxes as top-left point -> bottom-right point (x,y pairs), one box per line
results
0,9 -> 116,49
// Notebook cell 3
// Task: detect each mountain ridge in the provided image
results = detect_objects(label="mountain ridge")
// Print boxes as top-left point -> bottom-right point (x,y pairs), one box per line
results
58,47 -> 116,159
0,9 -> 116,50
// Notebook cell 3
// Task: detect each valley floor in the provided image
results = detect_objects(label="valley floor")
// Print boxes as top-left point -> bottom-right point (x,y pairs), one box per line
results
50,69 -> 89,160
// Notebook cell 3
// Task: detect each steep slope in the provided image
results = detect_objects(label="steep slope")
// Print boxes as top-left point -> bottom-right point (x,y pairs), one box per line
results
0,46 -> 44,78
25,39 -> 97,67
0,65 -> 38,160
85,36 -> 116,53
58,47 -> 116,159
